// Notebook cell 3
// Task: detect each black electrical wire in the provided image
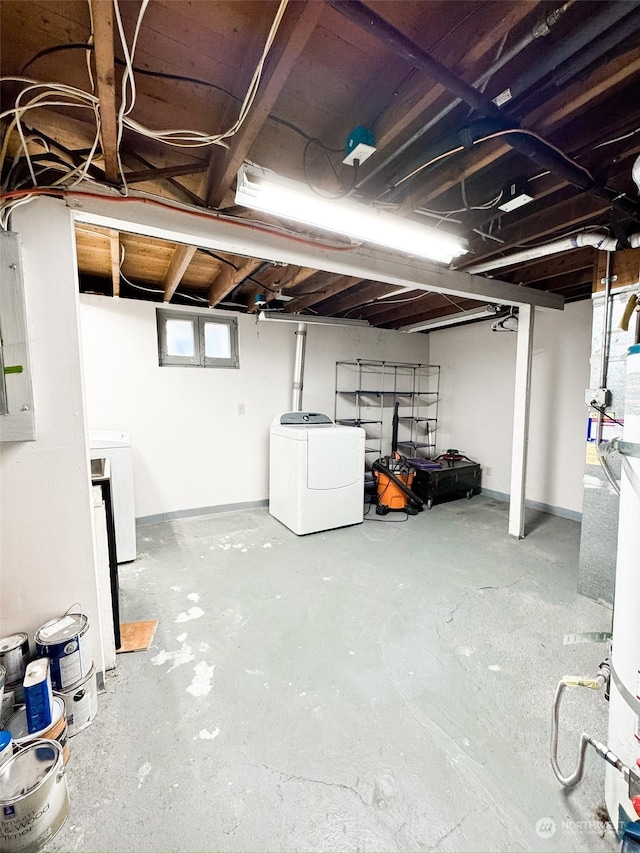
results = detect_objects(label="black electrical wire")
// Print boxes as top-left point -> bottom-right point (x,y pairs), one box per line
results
199,249 -> 238,270
18,44 -> 314,142
591,405 -> 625,427
302,137 -> 359,199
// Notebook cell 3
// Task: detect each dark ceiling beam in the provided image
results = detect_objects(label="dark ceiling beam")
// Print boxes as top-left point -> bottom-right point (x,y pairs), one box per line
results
381,297 -> 484,330
539,268 -> 594,293
124,152 -> 205,207
461,194 -> 612,269
330,1 -> 535,183
363,293 -> 448,327
462,173 -> 568,236
284,274 -> 363,313
203,1 -> 323,208
329,0 -> 612,212
90,0 -> 119,184
313,281 -> 395,316
327,1 -> 501,120
497,2 -> 639,112
500,246 -> 595,285
125,163 -> 207,185
246,266 -> 316,312
396,46 -> 640,216
356,290 -> 428,320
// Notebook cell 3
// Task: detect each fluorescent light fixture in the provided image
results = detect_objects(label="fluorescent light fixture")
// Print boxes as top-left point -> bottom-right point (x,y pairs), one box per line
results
236,164 -> 467,265
400,305 -> 504,333
257,310 -> 369,328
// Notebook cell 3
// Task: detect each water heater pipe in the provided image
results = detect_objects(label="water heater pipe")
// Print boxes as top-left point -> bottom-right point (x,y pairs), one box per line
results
606,344 -> 640,827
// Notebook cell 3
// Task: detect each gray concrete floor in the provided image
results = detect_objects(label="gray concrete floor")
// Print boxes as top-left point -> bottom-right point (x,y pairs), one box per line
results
49,496 -> 617,852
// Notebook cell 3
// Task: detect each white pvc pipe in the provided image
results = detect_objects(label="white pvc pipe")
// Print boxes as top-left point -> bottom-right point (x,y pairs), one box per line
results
291,322 -> 307,411
632,153 -> 640,193
508,304 -> 534,539
463,232 -> 620,275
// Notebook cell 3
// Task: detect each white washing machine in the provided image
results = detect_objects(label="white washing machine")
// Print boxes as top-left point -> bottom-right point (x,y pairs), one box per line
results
89,431 -> 137,563
269,412 -> 365,535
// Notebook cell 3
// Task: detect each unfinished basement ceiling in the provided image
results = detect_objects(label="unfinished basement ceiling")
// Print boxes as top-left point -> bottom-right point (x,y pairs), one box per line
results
2,0 -> 640,327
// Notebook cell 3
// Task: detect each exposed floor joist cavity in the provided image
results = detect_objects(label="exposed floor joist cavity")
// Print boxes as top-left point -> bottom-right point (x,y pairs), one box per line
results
68,194 -> 565,311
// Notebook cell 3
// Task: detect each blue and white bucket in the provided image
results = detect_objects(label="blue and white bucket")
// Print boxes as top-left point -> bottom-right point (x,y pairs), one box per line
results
0,732 -> 12,769
34,614 -> 91,692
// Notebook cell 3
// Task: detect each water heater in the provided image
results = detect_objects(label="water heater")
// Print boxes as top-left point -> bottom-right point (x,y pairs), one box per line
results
606,344 -> 640,827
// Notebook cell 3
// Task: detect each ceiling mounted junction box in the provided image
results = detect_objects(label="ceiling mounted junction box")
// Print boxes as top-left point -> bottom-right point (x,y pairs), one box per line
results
498,181 -> 534,212
343,125 -> 376,166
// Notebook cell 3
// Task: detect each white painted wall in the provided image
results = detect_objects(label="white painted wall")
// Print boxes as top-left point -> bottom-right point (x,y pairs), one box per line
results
0,199 -> 104,671
79,296 -> 429,519
429,300 -> 592,516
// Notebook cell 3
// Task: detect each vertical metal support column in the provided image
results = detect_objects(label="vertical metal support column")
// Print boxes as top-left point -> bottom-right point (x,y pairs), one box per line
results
291,322 -> 307,412
509,304 -> 535,539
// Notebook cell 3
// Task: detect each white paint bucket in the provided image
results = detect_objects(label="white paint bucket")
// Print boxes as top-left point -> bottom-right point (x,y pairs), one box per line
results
7,698 -> 69,765
0,635 -> 29,685
34,614 -> 91,691
0,740 -> 69,852
55,663 -> 97,737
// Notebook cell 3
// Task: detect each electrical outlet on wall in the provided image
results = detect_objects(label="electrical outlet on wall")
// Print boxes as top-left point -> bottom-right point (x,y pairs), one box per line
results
485,466 -> 492,477
237,403 -> 245,416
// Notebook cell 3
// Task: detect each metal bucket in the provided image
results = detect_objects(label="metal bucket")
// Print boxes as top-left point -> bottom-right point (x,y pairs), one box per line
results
34,614 -> 91,691
2,683 -> 25,725
0,635 -> 29,686
0,740 -> 69,852
7,698 -> 69,765
55,662 -> 97,737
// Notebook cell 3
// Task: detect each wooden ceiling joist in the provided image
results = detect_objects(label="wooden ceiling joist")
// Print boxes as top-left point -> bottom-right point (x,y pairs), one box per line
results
284,275 -> 363,313
385,297 -> 484,329
500,247 -> 595,286
246,266 -> 316,312
203,1 -> 323,208
125,163 -> 207,185
461,195 -> 611,269
108,229 -> 120,298
314,282 -> 398,315
163,244 -> 198,302
90,0 -> 119,185
208,258 -> 263,307
396,46 -> 640,217
355,0 -> 536,181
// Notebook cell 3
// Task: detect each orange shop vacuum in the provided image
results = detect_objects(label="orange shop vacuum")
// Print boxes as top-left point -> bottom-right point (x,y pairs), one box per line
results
372,455 -> 424,516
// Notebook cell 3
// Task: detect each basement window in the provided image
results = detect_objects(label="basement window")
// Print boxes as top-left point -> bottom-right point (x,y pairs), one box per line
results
157,309 -> 239,368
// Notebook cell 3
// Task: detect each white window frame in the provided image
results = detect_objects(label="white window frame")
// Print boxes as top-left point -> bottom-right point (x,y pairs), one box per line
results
157,308 -> 239,369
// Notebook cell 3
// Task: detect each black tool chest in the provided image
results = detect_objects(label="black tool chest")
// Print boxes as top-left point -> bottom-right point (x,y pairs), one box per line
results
411,460 -> 481,510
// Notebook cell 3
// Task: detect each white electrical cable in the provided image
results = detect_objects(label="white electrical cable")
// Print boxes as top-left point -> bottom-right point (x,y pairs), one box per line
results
1,0 -> 289,212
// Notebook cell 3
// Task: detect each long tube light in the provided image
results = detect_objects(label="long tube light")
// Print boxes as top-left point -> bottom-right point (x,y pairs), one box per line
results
400,305 -> 505,333
236,164 -> 468,265
257,310 -> 370,327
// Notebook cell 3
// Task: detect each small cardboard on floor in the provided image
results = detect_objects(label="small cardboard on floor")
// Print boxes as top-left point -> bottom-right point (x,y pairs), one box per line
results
117,620 -> 158,653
